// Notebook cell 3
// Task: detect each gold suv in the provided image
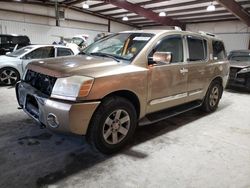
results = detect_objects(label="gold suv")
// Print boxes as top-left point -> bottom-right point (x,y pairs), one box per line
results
16,29 -> 229,153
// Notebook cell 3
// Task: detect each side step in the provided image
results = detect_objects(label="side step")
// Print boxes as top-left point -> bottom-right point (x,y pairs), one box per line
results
139,100 -> 203,126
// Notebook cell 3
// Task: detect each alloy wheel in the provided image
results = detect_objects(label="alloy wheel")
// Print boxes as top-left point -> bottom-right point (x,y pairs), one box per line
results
102,109 -> 130,145
209,86 -> 219,107
0,69 -> 18,85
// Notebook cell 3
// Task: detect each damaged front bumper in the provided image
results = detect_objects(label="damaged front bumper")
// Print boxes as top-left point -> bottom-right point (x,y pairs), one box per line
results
16,81 -> 100,135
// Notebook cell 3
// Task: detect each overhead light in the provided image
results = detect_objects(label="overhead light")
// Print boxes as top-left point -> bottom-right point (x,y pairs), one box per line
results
122,16 -> 128,21
82,1 -> 89,9
207,2 -> 215,11
159,12 -> 166,17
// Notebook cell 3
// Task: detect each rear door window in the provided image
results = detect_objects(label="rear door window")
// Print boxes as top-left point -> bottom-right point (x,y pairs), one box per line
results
212,40 -> 226,60
57,48 -> 73,57
187,36 -> 207,61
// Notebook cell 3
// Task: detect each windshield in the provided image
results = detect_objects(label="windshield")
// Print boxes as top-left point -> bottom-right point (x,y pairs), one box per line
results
6,46 -> 33,57
230,54 -> 250,62
83,33 -> 154,61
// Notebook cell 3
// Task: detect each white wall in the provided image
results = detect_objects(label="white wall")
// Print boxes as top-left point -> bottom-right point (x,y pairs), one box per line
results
0,2 -> 134,44
186,21 -> 250,53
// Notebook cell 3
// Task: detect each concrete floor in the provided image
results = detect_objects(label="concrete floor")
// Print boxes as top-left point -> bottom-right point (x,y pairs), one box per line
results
0,86 -> 250,188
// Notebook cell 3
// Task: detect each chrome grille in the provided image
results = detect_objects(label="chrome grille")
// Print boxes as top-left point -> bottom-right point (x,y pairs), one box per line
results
24,70 -> 57,96
229,67 -> 241,80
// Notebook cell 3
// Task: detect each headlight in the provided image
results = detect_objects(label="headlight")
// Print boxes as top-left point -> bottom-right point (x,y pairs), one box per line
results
238,67 -> 250,74
51,76 -> 94,100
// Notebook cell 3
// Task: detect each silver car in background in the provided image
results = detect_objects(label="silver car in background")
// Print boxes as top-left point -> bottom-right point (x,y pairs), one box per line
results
0,45 -> 78,86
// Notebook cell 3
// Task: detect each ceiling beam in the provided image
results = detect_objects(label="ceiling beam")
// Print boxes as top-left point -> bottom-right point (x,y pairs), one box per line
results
215,0 -> 250,26
98,0 -> 211,14
179,15 -> 237,22
185,18 -> 238,24
90,2 -> 108,9
66,0 -> 103,6
104,0 -> 184,29
129,10 -> 232,23
65,0 -> 85,6
94,0 -> 171,13
108,0 -> 250,18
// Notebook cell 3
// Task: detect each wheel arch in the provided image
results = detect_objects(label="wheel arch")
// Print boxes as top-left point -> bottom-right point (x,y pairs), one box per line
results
101,90 -> 141,119
0,66 -> 21,76
209,76 -> 223,98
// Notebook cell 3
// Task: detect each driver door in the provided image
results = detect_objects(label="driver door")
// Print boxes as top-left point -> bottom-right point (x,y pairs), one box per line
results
147,35 -> 188,114
21,46 -> 55,73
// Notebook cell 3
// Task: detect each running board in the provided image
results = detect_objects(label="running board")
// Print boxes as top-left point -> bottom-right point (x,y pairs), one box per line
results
139,101 -> 203,126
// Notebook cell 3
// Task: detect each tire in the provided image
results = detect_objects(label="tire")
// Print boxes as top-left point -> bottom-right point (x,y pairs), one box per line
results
87,96 -> 137,154
0,67 -> 20,86
201,81 -> 223,112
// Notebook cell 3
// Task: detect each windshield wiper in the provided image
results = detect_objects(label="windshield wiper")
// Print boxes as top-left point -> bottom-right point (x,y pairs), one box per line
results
90,52 -> 120,62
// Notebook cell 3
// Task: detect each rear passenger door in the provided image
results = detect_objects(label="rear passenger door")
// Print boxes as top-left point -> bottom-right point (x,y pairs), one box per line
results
185,35 -> 209,102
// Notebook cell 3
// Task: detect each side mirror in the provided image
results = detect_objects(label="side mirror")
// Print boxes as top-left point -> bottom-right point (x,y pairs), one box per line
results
152,52 -> 172,64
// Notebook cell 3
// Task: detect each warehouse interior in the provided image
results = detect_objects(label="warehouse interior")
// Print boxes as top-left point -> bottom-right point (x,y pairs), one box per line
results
0,0 -> 250,188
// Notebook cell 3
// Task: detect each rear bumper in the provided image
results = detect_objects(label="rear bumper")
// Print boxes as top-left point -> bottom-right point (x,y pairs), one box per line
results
16,81 -> 100,135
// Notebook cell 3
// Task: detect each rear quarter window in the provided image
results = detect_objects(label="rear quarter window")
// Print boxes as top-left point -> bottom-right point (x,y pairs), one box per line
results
213,40 -> 226,61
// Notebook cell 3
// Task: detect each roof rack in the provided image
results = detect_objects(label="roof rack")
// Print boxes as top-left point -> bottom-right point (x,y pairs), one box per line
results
198,31 -> 216,37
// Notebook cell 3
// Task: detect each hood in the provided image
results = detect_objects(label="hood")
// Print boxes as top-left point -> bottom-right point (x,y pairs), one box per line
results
230,61 -> 250,68
27,55 -> 129,78
0,55 -> 19,62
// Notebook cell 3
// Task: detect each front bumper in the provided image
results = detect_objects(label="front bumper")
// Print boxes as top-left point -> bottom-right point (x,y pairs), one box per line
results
227,73 -> 250,89
16,81 -> 100,135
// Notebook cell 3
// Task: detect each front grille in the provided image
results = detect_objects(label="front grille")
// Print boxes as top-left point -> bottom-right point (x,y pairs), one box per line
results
24,70 -> 57,96
229,67 -> 241,80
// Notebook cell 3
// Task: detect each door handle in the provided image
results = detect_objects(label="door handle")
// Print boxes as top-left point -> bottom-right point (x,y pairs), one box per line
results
180,68 -> 188,74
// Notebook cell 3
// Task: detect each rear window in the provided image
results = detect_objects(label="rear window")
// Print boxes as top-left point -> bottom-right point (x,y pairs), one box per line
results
187,36 -> 207,61
213,40 -> 226,60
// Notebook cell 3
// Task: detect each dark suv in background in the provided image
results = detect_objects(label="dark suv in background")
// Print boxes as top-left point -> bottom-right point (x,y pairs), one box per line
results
0,34 -> 30,55
227,50 -> 250,90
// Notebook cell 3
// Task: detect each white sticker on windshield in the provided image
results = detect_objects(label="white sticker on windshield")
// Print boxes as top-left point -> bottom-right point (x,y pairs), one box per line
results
133,37 -> 151,41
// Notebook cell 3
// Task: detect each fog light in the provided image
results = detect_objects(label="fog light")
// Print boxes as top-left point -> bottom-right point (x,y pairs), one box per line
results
47,113 -> 59,128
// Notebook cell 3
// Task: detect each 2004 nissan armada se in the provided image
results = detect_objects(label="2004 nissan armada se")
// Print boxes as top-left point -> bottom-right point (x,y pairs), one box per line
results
16,29 -> 229,153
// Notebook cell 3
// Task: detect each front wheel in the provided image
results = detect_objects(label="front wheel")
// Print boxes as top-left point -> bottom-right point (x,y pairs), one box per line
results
0,67 -> 20,86
201,81 -> 223,112
87,96 -> 137,154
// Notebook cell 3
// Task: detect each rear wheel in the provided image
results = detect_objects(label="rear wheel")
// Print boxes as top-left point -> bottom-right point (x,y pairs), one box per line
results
0,67 -> 20,86
202,81 -> 223,112
87,96 -> 137,154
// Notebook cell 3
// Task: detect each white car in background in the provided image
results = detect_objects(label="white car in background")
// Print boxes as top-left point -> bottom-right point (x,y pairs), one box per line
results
0,45 -> 77,86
